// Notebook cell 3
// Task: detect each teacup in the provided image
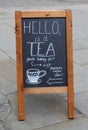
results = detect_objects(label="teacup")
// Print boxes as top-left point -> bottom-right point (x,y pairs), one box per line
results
26,69 -> 46,83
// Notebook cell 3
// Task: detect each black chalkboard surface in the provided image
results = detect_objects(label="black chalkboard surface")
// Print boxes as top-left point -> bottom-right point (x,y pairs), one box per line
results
22,18 -> 67,87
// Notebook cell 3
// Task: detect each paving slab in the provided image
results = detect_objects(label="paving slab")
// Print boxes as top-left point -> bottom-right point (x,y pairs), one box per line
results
73,39 -> 88,50
0,0 -> 80,8
74,63 -> 88,93
0,60 -> 16,82
72,10 -> 88,26
0,60 -> 16,94
75,91 -> 88,116
74,49 -> 88,65
73,26 -> 88,40
0,23 -> 14,39
64,91 -> 88,118
34,117 -> 88,130
0,76 -> 16,95
6,93 -> 80,130
0,38 -> 16,60
0,124 -> 3,130
0,51 -> 9,61
0,92 -> 11,120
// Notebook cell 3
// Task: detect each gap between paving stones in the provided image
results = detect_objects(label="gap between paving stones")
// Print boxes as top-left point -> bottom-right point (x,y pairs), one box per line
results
0,91 -> 11,120
0,49 -> 14,61
0,91 -> 12,130
32,116 -> 88,130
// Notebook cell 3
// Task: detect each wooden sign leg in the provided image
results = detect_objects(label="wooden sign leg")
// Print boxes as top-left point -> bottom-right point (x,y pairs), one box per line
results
15,11 -> 25,121
18,88 -> 25,120
66,10 -> 74,119
68,85 -> 74,119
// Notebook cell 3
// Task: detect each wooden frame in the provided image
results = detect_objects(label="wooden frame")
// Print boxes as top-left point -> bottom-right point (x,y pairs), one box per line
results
15,10 -> 74,120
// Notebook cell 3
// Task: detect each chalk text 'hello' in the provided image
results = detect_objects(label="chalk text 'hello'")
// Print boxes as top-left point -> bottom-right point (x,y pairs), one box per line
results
23,20 -> 60,35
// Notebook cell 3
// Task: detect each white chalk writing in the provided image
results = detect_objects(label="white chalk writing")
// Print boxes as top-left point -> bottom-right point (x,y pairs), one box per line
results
27,41 -> 55,57
23,20 -> 60,34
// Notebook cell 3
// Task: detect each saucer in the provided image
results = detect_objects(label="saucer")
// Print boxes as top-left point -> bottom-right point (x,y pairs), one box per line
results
26,79 -> 42,84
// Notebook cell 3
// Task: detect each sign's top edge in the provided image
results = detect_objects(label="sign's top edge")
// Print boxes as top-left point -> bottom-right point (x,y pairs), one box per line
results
15,9 -> 72,13
15,10 -> 72,18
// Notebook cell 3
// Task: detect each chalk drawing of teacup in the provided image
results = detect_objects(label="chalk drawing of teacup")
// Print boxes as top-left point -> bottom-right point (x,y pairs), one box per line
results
26,69 -> 46,84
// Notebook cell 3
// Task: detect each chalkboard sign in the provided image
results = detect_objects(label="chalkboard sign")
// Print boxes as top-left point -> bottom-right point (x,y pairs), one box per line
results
22,18 -> 67,87
15,10 -> 74,120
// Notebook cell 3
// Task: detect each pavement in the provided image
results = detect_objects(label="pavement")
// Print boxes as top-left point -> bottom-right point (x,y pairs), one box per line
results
0,0 -> 88,130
